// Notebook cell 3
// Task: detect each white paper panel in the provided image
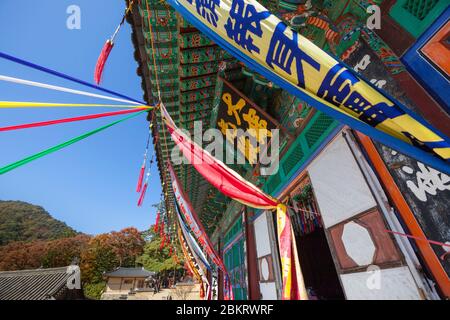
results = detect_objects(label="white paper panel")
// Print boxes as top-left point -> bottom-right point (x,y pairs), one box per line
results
253,212 -> 271,258
259,282 -> 278,300
308,135 -> 377,228
340,266 -> 421,300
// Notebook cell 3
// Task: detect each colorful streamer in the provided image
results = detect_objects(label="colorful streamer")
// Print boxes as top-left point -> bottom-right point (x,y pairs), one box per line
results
168,162 -> 226,270
177,227 -> 208,299
160,233 -> 166,250
177,216 -> 211,300
176,202 -> 211,271
0,107 -> 150,132
0,51 -> 145,105
0,75 -> 141,105
164,0 -> 450,174
0,101 -> 145,109
0,111 -> 145,175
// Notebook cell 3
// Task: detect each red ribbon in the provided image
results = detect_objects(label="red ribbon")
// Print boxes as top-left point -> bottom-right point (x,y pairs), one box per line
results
154,211 -> 160,232
136,165 -> 145,193
385,229 -> 450,260
385,229 -> 450,248
0,107 -> 148,132
94,40 -> 114,85
160,221 -> 165,237
137,182 -> 148,206
160,234 -> 166,250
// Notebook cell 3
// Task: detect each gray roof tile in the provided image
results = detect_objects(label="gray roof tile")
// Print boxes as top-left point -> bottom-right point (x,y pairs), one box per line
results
0,266 -> 76,300
104,267 -> 155,278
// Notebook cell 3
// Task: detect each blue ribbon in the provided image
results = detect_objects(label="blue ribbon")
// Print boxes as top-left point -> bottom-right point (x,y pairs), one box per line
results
0,51 -> 145,105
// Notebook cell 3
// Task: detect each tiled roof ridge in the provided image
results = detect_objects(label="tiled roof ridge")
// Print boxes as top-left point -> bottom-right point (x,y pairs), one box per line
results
0,266 -> 72,276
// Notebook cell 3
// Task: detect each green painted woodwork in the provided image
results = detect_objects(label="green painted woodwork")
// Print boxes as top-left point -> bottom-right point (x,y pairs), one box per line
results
180,75 -> 216,91
224,216 -> 243,246
222,69 -> 245,82
389,0 -> 448,37
180,87 -> 215,103
139,7 -> 178,28
180,46 -> 223,64
144,46 -> 178,62
181,110 -> 211,122
179,61 -> 218,77
179,31 -> 215,48
142,30 -> 177,44
263,112 -> 339,196
223,219 -> 247,300
304,112 -> 336,148
181,99 -> 214,112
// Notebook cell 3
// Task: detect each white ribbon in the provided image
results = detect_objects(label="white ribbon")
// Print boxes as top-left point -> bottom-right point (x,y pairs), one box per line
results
0,75 -> 140,105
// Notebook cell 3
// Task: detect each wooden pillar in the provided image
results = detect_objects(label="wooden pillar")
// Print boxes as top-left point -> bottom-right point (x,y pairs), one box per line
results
218,237 -> 224,300
244,209 -> 261,300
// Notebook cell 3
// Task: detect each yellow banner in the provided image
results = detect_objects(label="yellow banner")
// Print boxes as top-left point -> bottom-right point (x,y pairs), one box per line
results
165,0 -> 450,173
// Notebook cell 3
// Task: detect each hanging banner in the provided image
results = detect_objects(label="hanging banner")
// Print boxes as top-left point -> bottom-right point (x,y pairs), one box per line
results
177,227 -> 208,299
169,162 -> 225,269
168,162 -> 234,300
176,204 -> 212,271
164,0 -> 450,174
163,104 -> 279,209
277,204 -> 300,300
177,212 -> 212,300
163,104 -> 305,299
216,78 -> 278,164
179,220 -> 210,298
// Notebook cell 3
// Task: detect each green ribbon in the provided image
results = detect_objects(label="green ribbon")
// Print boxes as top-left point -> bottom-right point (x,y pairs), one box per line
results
0,111 -> 146,175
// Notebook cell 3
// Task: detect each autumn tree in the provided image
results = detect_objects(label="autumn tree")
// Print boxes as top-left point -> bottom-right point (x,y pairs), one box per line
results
79,227 -> 145,299
108,227 -> 145,267
0,235 -> 90,271
41,235 -> 90,268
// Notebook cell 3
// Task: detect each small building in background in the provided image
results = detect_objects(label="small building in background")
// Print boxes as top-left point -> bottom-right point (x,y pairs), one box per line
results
102,267 -> 155,300
0,265 -> 84,300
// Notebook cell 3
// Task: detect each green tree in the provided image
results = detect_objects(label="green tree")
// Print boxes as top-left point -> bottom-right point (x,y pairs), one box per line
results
83,281 -> 106,300
136,226 -> 183,274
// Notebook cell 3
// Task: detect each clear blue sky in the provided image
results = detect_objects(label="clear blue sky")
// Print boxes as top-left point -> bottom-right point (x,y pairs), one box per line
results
0,0 -> 161,235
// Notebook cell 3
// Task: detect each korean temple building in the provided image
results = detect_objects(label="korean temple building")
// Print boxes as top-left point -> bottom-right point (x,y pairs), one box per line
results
126,0 -> 449,300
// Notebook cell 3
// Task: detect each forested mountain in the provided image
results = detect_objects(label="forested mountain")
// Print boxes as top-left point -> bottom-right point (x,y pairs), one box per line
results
0,200 -> 184,299
0,200 -> 78,246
